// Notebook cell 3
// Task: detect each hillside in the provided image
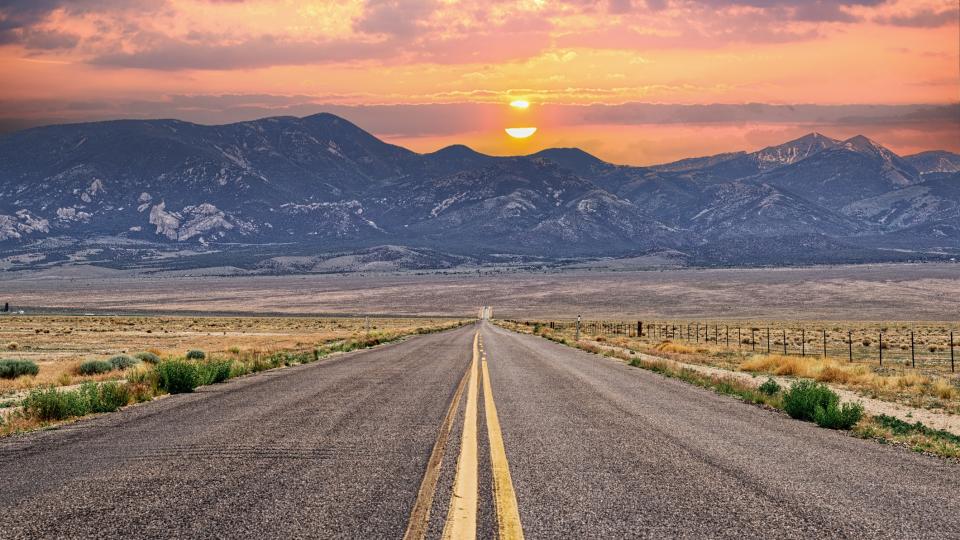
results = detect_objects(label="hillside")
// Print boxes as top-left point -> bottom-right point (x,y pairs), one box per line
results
1,114 -> 958,272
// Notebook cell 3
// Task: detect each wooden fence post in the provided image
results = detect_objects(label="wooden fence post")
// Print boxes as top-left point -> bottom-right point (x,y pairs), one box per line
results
822,329 -> 827,358
801,329 -> 805,356
783,329 -> 787,355
848,330 -> 852,362
879,332 -> 883,366
910,330 -> 915,368
767,328 -> 771,354
951,331 -> 955,373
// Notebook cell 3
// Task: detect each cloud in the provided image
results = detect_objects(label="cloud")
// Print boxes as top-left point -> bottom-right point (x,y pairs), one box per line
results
20,29 -> 80,50
90,35 -> 394,70
877,7 -> 958,27
0,0 -> 164,48
353,0 -> 438,38
724,0 -> 886,21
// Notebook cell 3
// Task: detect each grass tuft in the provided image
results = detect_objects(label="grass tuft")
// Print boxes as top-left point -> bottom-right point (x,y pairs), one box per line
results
197,360 -> 232,385
156,360 -> 200,394
0,359 -> 39,379
109,355 -> 138,370
22,387 -> 88,421
134,351 -> 161,364
77,360 -> 113,376
758,378 -> 781,396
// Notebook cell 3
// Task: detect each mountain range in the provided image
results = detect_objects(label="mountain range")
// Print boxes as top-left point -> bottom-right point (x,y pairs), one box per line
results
1,113 -> 958,273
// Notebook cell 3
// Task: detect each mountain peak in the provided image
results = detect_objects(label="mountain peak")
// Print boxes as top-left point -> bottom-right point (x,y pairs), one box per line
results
843,134 -> 882,153
752,132 -> 840,169
528,147 -> 610,175
428,144 -> 488,159
780,132 -> 842,148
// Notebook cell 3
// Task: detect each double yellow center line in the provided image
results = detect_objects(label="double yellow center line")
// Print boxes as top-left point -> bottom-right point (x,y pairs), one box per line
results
404,330 -> 524,540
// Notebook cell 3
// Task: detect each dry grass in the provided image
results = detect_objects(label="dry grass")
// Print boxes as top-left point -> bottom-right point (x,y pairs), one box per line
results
503,319 -> 960,413
0,315 -> 464,395
653,341 -> 698,355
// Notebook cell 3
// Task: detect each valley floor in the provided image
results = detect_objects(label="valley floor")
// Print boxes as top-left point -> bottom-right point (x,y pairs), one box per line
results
2,262 -> 959,320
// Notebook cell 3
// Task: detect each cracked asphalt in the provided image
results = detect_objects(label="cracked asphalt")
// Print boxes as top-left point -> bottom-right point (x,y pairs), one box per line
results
1,321 -> 957,539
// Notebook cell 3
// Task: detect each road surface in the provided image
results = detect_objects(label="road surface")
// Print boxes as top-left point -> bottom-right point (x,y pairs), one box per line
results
1,321 -> 957,538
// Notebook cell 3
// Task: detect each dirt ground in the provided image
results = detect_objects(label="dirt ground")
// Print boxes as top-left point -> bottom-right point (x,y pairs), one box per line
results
1,262 -> 958,320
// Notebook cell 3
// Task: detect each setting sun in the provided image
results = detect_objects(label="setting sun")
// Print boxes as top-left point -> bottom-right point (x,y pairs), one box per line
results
510,100 -> 530,109
505,127 -> 537,139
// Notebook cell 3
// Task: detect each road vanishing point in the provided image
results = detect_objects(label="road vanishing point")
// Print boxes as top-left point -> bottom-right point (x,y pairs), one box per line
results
1,321 -> 958,538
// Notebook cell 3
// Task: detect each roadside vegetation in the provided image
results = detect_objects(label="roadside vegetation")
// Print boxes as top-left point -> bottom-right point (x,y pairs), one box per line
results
0,318 -> 467,436
498,321 -> 960,459
503,320 -> 960,414
0,315 -> 467,395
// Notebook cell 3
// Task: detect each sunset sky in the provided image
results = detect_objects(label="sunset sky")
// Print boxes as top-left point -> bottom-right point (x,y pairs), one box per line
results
0,0 -> 957,165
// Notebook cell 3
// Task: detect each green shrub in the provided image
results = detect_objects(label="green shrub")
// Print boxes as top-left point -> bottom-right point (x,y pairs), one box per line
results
134,351 -> 161,364
157,360 -> 200,394
783,380 -> 862,430
0,359 -> 39,379
109,355 -> 138,370
23,387 -> 88,421
758,378 -> 781,396
874,414 -> 960,445
197,360 -> 232,386
79,381 -> 130,413
783,380 -> 838,422
77,360 -> 113,376
814,401 -> 864,430
185,350 -> 206,360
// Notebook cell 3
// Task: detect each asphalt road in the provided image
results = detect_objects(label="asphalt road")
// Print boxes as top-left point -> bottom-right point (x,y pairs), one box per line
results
1,321 -> 958,539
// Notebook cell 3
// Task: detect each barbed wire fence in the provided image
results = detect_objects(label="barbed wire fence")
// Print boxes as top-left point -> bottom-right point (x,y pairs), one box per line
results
508,319 -> 958,373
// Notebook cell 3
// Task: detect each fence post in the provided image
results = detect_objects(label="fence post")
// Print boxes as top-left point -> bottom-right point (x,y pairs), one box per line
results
638,321 -> 642,337
951,331 -> 955,373
575,315 -> 581,342
766,328 -> 770,354
801,329 -> 806,356
823,329 -> 827,358
848,330 -> 852,362
751,329 -> 755,351
783,329 -> 787,355
910,330 -> 915,368
879,332 -> 883,366
726,326 -> 729,348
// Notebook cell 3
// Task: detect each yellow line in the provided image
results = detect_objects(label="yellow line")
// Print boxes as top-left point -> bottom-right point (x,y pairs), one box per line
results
481,355 -> 525,540
402,354 -> 473,540
442,332 -> 480,540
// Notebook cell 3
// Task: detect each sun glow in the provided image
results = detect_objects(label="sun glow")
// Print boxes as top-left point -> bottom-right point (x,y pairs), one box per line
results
509,100 -> 530,109
505,127 -> 537,138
